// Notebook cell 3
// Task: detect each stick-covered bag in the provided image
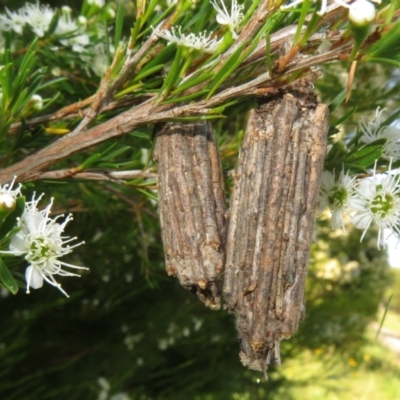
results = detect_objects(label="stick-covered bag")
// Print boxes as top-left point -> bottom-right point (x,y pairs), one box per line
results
154,121 -> 227,310
224,83 -> 329,371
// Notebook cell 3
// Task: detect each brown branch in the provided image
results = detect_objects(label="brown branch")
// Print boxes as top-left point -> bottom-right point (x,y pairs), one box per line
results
37,169 -> 157,182
8,96 -> 149,134
0,39 -> 352,185
0,2 -> 357,185
8,4 -> 345,135
74,11 -> 179,132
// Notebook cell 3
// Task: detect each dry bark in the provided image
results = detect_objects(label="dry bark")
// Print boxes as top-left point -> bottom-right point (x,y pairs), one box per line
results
154,121 -> 227,309
223,82 -> 329,371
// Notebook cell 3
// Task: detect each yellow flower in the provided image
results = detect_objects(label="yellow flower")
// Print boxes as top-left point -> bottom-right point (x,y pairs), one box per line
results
348,358 -> 357,367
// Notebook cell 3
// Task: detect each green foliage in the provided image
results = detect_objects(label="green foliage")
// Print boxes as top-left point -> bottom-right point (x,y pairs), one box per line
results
0,195 -> 391,399
384,268 -> 400,313
0,40 -> 45,138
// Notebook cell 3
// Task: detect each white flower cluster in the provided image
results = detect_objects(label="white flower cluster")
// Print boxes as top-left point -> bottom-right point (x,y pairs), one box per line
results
0,181 -> 86,297
153,0 -> 244,52
0,1 -> 55,37
0,3 -> 86,44
320,108 -> 400,249
281,0 -> 380,23
359,107 -> 400,161
153,26 -> 220,54
0,2 -> 112,77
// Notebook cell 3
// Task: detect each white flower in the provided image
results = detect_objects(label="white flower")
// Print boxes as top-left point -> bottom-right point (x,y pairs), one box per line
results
0,8 -> 26,34
30,94 -> 43,111
87,43 -> 114,77
88,0 -> 105,6
359,107 -> 400,161
153,26 -> 220,53
54,12 -> 90,53
319,169 -> 361,229
211,0 -> 244,39
351,161 -> 400,249
0,176 -> 21,212
55,13 -> 79,36
22,1 -> 55,37
1,194 -> 86,296
281,0 -> 379,17
63,33 -> 90,53
360,106 -> 385,139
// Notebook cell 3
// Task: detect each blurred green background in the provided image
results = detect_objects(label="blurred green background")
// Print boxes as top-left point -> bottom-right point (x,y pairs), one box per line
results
0,186 -> 398,400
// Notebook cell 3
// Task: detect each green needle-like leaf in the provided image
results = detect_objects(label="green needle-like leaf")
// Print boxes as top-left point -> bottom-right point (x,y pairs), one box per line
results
0,257 -> 18,295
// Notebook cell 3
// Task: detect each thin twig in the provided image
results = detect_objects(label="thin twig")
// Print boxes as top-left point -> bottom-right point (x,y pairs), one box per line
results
8,4 -> 345,135
0,39 -> 352,184
75,15 -> 176,132
37,169 -> 157,182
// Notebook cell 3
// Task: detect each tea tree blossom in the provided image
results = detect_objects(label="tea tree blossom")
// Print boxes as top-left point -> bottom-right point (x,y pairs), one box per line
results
0,8 -> 26,34
55,10 -> 79,36
52,8 -> 90,52
211,0 -> 244,39
153,26 -> 220,53
0,1 -> 55,37
352,162 -> 400,249
1,194 -> 86,297
319,169 -> 360,229
359,107 -> 400,161
360,106 -> 385,140
22,1 -> 55,37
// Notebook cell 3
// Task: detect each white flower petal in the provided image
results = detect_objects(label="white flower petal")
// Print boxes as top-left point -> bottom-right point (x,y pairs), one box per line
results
319,168 -> 358,229
382,126 -> 400,142
321,170 -> 335,189
332,209 -> 344,229
352,211 -> 372,229
216,14 -> 229,25
347,196 -> 366,211
9,232 -> 29,254
25,265 -> 44,290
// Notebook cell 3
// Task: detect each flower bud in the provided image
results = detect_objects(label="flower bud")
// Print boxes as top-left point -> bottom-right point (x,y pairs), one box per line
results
61,6 -> 72,14
349,0 -> 376,27
0,193 -> 16,212
31,94 -> 43,111
77,16 -> 87,26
